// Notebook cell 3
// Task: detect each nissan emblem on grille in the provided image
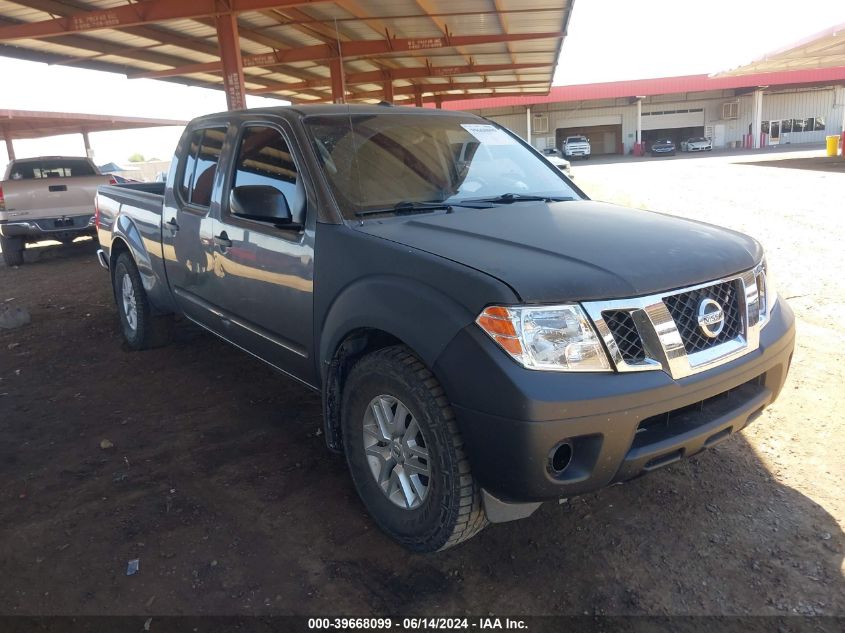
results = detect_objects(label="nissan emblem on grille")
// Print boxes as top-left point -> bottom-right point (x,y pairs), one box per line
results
697,298 -> 725,338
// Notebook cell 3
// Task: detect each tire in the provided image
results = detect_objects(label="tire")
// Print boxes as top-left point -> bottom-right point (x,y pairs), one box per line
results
341,345 -> 487,552
0,235 -> 24,267
112,252 -> 172,350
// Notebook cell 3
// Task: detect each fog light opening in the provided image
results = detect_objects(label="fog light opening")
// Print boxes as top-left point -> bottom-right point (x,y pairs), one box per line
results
550,441 -> 574,474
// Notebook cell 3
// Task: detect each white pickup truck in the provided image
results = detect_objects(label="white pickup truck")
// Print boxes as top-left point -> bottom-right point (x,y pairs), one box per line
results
562,135 -> 591,160
0,156 -> 112,266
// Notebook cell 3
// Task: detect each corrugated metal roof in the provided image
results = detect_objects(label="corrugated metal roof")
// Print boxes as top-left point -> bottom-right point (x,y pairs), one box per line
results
0,108 -> 185,140
436,66 -> 845,110
719,22 -> 845,75
0,0 -> 573,104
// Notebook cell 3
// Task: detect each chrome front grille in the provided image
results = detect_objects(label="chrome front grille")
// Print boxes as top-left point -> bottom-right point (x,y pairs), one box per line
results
663,280 -> 743,354
601,310 -> 646,363
583,264 -> 771,380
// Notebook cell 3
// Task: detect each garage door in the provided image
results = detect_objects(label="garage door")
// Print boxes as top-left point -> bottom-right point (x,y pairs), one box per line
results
641,109 -> 704,131
556,124 -> 622,155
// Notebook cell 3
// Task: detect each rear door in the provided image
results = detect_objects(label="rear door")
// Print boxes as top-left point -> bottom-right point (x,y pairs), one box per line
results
206,119 -> 316,385
3,158 -> 108,221
161,124 -> 229,329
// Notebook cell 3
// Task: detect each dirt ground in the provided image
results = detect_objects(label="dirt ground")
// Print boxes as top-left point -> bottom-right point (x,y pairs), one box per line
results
1,147 -> 843,617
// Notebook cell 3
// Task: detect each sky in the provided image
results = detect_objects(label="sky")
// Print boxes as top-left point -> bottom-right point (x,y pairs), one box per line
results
1,0 -> 844,169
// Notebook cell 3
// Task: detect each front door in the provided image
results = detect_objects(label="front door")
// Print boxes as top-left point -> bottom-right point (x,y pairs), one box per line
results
769,120 -> 781,145
208,121 -> 316,386
162,125 -> 228,328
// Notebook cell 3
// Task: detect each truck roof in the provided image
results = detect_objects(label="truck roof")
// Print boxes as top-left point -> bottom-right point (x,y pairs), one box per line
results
190,103 -> 481,125
8,155 -> 91,163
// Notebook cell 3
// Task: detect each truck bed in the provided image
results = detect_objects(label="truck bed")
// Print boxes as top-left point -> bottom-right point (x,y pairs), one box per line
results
96,182 -> 165,214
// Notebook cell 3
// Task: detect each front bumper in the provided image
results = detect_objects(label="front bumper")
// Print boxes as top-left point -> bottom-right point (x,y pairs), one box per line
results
0,215 -> 95,239
433,299 -> 795,504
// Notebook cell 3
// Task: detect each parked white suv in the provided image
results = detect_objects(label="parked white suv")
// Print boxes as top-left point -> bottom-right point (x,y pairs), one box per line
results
562,135 -> 591,160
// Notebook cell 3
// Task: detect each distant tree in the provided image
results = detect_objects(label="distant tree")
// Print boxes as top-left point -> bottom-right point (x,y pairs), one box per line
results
127,153 -> 145,163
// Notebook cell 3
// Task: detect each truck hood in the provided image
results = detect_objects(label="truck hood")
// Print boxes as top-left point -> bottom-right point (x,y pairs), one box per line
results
353,200 -> 762,303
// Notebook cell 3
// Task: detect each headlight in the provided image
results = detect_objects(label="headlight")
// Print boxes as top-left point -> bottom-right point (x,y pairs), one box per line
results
757,257 -> 778,324
747,257 -> 778,327
476,305 -> 611,371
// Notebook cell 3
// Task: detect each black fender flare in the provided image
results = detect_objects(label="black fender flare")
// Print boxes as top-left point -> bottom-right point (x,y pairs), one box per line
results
318,274 -> 477,450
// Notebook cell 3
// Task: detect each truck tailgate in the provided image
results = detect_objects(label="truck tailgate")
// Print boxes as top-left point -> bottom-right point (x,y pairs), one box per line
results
1,175 -> 110,221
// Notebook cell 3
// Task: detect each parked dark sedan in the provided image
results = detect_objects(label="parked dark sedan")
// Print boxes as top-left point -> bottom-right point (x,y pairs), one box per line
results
650,138 -> 676,156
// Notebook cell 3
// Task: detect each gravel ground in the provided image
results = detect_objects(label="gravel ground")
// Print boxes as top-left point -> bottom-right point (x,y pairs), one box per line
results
0,147 -> 843,617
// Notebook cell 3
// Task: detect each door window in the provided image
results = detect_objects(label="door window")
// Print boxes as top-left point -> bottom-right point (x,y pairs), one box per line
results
180,126 -> 227,207
231,125 -> 305,221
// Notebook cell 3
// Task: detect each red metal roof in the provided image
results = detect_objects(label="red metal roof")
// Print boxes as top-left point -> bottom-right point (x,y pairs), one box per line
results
437,66 -> 845,110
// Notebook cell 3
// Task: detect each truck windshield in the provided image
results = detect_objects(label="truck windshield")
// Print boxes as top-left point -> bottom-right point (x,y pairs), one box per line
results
304,113 -> 580,218
8,159 -> 96,179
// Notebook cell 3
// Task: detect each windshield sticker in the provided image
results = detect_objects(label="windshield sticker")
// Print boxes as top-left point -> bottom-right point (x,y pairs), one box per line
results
460,124 -> 518,146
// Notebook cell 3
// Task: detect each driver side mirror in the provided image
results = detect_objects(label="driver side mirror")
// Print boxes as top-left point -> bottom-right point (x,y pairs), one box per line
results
229,185 -> 293,225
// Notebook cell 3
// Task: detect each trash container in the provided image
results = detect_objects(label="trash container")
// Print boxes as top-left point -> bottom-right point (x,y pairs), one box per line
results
826,135 -> 840,157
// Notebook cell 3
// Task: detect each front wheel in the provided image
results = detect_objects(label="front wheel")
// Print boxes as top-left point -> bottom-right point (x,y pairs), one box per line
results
0,235 -> 24,267
341,346 -> 487,552
112,252 -> 172,350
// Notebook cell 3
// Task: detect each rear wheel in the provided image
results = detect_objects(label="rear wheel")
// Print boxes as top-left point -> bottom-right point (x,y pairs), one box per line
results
341,345 -> 487,552
0,236 -> 24,267
112,252 -> 172,350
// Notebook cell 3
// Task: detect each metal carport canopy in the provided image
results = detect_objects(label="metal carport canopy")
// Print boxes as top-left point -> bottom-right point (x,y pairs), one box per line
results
718,22 -> 845,75
0,108 -> 186,160
0,0 -> 574,109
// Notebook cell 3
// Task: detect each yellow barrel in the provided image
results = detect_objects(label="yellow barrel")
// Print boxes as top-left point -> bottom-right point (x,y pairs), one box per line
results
826,135 -> 840,157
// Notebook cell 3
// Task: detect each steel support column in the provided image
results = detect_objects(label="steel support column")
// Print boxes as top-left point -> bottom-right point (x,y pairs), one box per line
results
752,88 -> 763,149
215,13 -> 246,110
413,85 -> 423,108
382,79 -> 394,103
81,129 -> 92,158
526,106 -> 531,145
330,57 -> 346,104
434,94 -> 442,109
3,133 -> 14,162
635,98 -> 642,145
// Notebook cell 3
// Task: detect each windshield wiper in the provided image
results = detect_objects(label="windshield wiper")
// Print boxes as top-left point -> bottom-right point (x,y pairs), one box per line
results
354,199 -> 491,218
461,193 -> 575,205
354,201 -> 452,218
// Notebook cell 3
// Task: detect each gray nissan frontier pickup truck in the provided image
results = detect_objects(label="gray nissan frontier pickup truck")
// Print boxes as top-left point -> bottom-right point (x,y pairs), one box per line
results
94,104 -> 794,552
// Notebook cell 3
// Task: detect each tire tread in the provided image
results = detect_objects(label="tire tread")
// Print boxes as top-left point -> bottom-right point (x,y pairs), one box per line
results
353,345 -> 488,552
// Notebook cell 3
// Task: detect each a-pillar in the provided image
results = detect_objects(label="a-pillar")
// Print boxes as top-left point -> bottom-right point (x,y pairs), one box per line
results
330,58 -> 346,104
752,88 -> 764,149
215,13 -> 246,110
382,79 -> 394,104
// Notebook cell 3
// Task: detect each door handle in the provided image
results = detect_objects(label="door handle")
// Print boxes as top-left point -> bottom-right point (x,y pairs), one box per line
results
214,232 -> 232,249
165,217 -> 179,232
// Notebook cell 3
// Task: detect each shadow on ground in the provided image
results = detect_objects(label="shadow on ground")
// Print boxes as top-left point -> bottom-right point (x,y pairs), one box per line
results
0,244 -> 842,617
741,156 -> 845,173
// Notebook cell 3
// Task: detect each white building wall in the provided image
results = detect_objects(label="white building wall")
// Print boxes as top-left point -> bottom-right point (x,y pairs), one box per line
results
470,84 -> 845,153
832,86 -> 845,136
762,87 -> 838,144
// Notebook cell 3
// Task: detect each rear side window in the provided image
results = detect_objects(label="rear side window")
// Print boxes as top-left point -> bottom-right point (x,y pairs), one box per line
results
231,125 -> 305,220
180,126 -> 226,207
9,159 -> 96,179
